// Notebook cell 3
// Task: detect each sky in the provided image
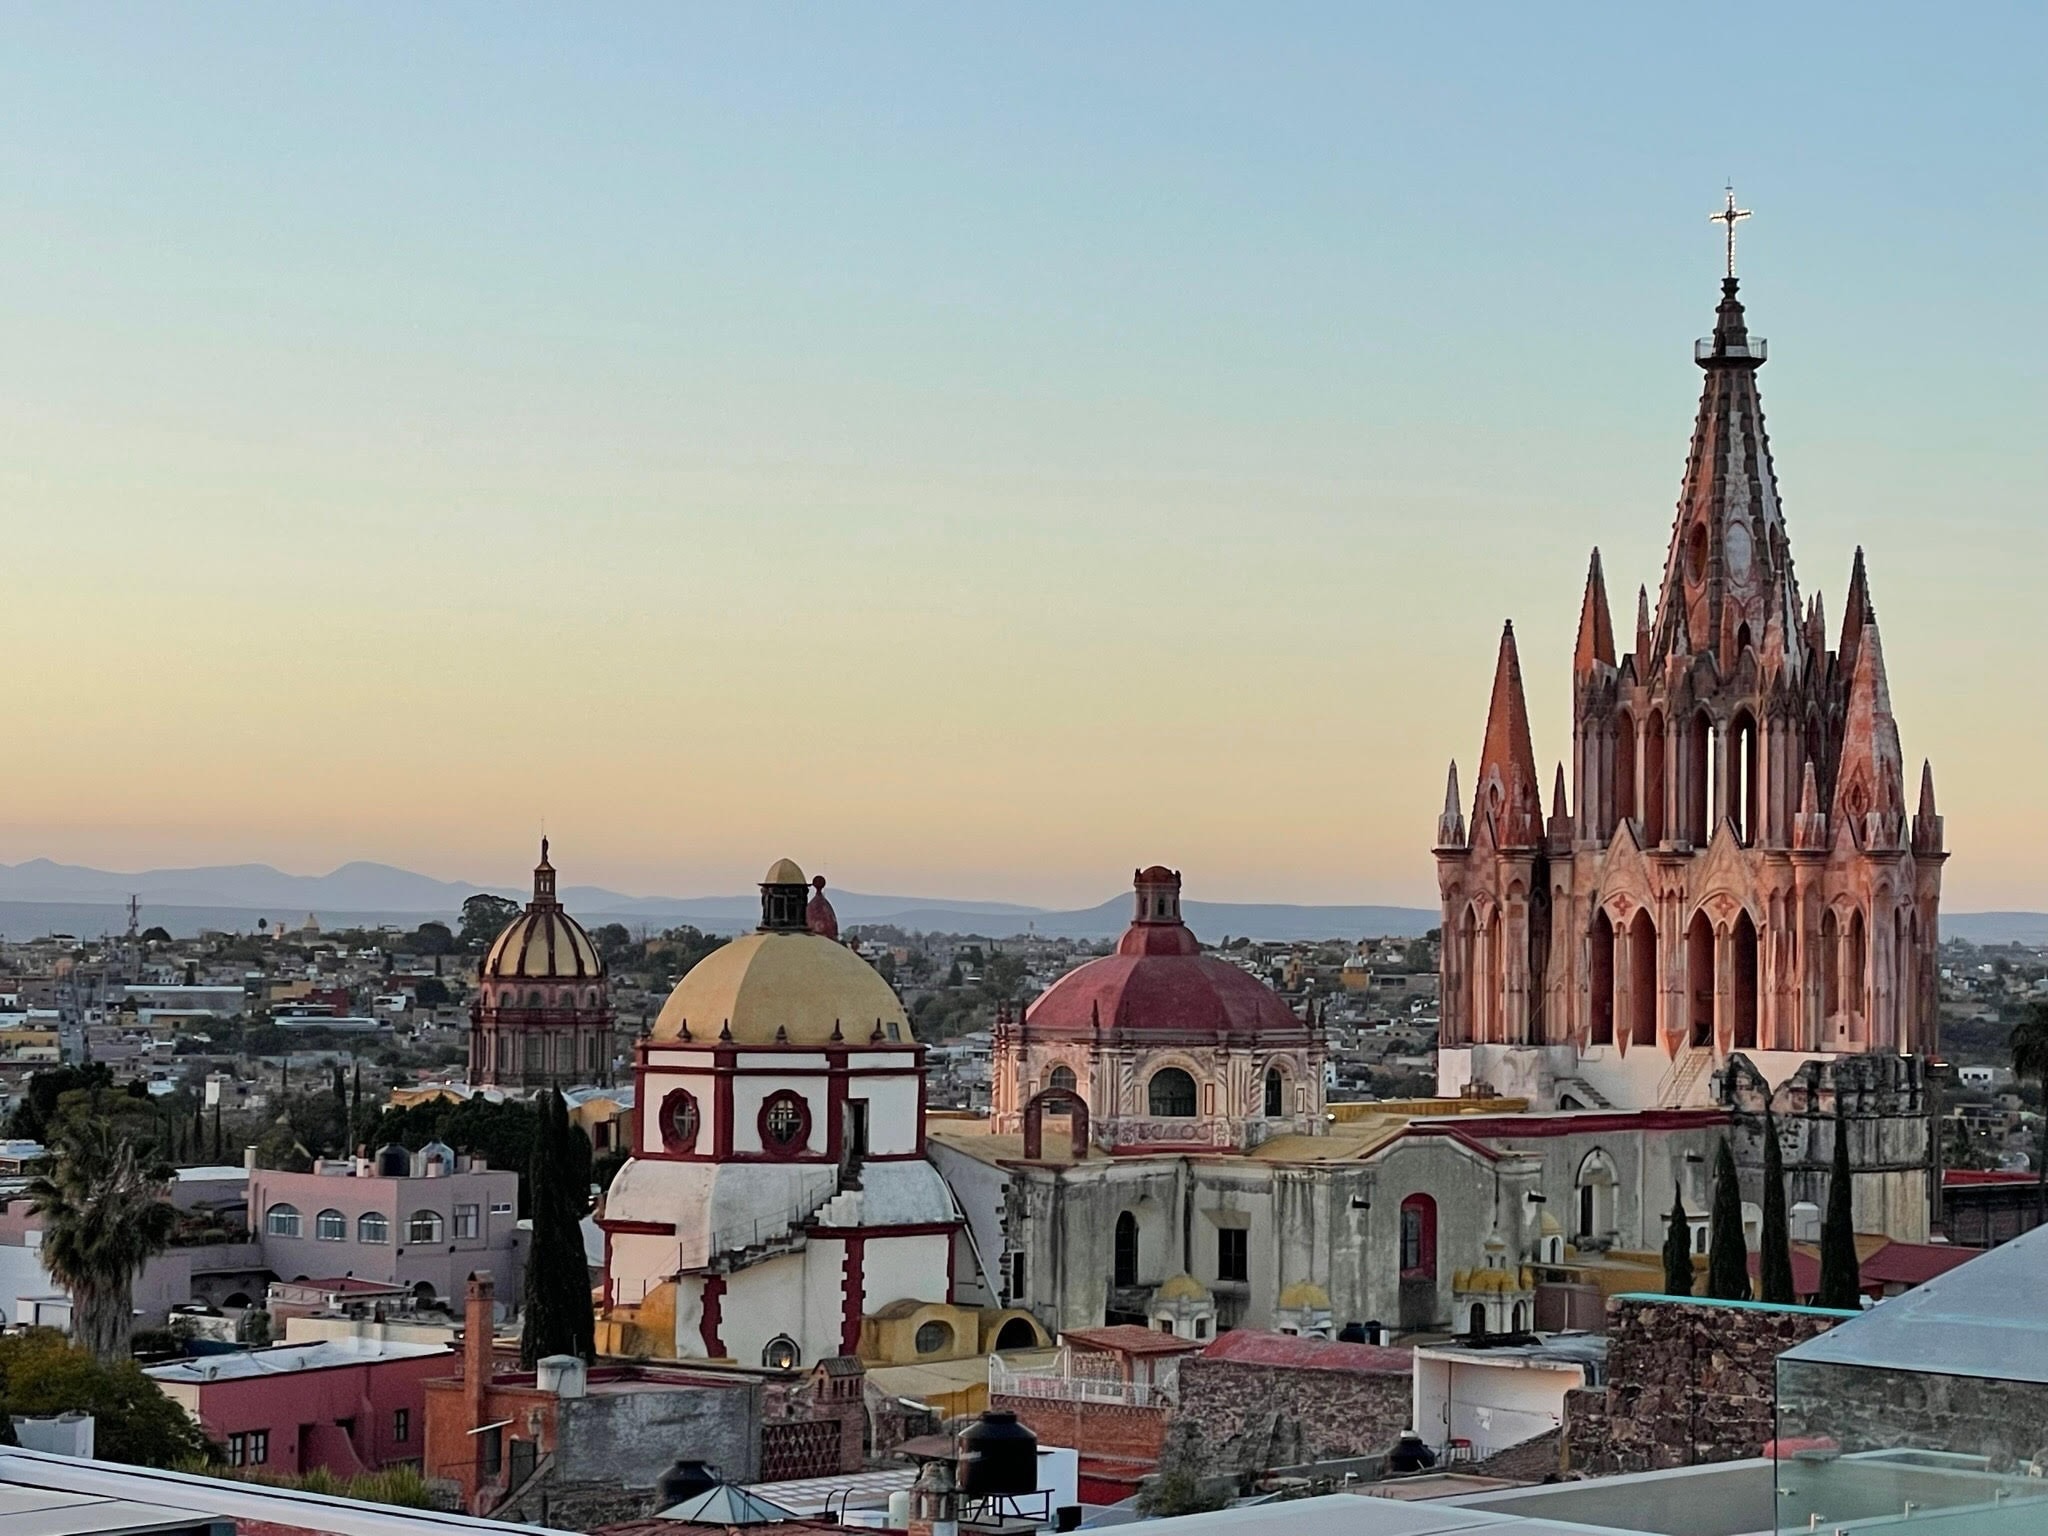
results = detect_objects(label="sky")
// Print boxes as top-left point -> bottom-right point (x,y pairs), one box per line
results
0,4 -> 2041,910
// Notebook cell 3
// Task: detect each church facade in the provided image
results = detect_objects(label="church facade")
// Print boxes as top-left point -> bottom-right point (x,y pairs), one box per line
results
1433,273 -> 1946,1127
469,841 -> 614,1091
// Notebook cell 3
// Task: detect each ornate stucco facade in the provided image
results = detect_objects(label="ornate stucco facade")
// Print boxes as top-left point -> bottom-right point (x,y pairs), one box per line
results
987,867 -> 1326,1154
469,842 -> 614,1091
1434,276 -> 1946,1122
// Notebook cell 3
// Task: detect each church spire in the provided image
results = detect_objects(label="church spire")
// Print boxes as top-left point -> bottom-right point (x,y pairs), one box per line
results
1913,759 -> 1945,855
1574,549 -> 1616,674
1839,545 -> 1874,680
1831,566 -> 1906,849
1651,267 -> 1797,669
1474,621 -> 1543,848
1633,584 -> 1651,667
1436,761 -> 1467,849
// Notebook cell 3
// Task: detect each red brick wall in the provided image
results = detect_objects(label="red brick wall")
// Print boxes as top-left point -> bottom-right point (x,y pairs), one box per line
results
991,1393 -> 1169,1463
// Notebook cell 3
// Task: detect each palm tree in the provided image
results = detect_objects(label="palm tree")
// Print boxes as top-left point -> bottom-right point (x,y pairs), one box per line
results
26,1121 -> 176,1361
2008,1001 -> 2048,1221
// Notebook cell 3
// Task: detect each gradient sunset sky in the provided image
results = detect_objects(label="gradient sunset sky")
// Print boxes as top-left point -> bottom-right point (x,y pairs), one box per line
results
1,5 -> 2041,910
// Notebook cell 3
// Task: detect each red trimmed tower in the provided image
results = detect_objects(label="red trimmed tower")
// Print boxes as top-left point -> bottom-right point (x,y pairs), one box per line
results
469,840 -> 613,1090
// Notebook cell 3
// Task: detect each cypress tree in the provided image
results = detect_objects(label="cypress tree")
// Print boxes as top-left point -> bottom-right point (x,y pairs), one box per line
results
1817,1100 -> 1861,1309
1759,1108 -> 1796,1304
521,1091 -> 596,1366
1706,1138 -> 1751,1299
1662,1183 -> 1694,1296
212,1101 -> 223,1163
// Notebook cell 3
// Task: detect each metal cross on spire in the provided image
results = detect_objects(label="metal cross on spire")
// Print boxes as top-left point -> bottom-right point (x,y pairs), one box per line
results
1710,185 -> 1752,278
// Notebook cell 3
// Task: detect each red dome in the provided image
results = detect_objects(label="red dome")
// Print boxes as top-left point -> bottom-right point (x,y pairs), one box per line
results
1023,867 -> 1306,1042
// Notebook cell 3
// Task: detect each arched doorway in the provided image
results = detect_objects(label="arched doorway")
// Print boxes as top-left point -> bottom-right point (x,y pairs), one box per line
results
1643,711 -> 1667,844
1821,909 -> 1842,1020
1731,912 -> 1759,1050
1263,1068 -> 1286,1118
1470,1304 -> 1489,1338
1114,1211 -> 1139,1287
1684,711 -> 1712,845
1628,909 -> 1658,1046
1614,711 -> 1637,837
1687,911 -> 1716,1048
1848,910 -> 1868,1026
1399,1194 -> 1437,1280
1575,1149 -> 1618,1244
1590,909 -> 1616,1046
1730,711 -> 1759,846
1452,905 -> 1477,1046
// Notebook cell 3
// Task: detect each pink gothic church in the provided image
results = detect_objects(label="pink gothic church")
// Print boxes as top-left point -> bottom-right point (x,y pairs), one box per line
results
1434,269 -> 1946,1113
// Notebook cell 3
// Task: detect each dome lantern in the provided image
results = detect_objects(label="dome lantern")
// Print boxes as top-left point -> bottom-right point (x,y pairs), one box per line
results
758,859 -> 810,933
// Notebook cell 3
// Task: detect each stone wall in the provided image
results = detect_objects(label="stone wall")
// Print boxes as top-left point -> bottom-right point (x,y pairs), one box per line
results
1176,1356 -> 1410,1470
1562,1295 -> 1847,1475
992,1392 -> 1169,1465
1778,1360 -> 2048,1473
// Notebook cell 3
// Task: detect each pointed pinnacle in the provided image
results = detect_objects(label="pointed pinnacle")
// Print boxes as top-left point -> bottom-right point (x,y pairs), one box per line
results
1442,760 -> 1462,818
1918,759 -> 1938,819
1798,760 -> 1820,816
1551,763 -> 1569,821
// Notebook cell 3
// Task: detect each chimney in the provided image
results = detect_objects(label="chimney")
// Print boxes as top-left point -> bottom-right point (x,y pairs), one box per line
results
464,1272 -> 495,1432
243,1145 -> 258,1173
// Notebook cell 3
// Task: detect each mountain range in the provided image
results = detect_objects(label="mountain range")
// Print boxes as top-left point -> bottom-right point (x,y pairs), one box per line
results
0,858 -> 2040,947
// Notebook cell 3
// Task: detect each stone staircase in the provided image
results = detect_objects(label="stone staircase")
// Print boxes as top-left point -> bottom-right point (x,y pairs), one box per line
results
1553,1076 -> 1613,1110
1658,1049 -> 1713,1108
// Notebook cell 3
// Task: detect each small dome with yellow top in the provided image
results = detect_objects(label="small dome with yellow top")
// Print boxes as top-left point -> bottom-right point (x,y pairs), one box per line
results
1155,1273 -> 1211,1303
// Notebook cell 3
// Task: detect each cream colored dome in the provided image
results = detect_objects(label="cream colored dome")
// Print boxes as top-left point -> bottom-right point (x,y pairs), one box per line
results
1155,1273 -> 1211,1303
482,906 -> 602,980
651,931 -> 910,1046
1277,1280 -> 1331,1310
763,857 -> 807,885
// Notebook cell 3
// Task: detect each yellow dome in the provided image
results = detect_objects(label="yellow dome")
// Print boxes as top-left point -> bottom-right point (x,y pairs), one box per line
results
1278,1281 -> 1330,1310
1155,1273 -> 1210,1303
651,931 -> 910,1046
1539,1210 -> 1562,1237
763,857 -> 807,885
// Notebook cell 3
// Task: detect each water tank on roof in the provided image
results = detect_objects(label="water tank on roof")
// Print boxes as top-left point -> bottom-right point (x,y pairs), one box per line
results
536,1354 -> 587,1399
655,1460 -> 720,1507
957,1409 -> 1037,1498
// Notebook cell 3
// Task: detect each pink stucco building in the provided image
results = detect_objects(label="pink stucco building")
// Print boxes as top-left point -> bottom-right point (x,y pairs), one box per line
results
248,1143 -> 523,1307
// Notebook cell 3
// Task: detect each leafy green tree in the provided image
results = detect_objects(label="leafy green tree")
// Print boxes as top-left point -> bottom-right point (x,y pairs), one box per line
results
2009,1001 -> 2048,1220
1758,1109 -> 1796,1304
408,921 -> 455,957
591,923 -> 635,968
458,894 -> 522,953
521,1091 -> 595,1367
139,926 -> 172,945
1661,1184 -> 1693,1297
592,1146 -> 630,1193
1816,1102 -> 1861,1310
414,977 -> 451,1009
6,1064 -> 114,1142
1706,1139 -> 1751,1300
0,1331 -> 211,1466
25,1123 -> 177,1361
945,961 -> 964,988
366,1097 -> 542,1214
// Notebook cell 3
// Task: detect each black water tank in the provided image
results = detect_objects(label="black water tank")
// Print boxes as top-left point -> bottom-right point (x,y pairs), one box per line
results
655,1459 -> 720,1506
957,1410 -> 1037,1497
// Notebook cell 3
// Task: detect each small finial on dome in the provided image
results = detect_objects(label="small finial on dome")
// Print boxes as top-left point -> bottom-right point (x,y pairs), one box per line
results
679,1017 -> 691,1041
870,1017 -> 885,1043
775,1024 -> 789,1044
806,875 -> 840,941
831,1017 -> 844,1042
719,1019 -> 733,1042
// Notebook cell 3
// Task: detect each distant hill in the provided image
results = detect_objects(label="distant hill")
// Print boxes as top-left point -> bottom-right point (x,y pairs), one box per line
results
0,857 -> 2031,947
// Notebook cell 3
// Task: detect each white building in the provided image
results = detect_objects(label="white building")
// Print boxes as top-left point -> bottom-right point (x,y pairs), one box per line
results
599,860 -> 965,1371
